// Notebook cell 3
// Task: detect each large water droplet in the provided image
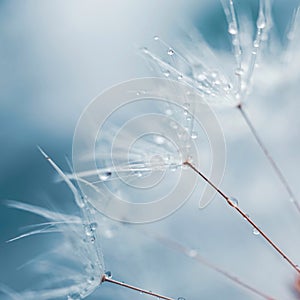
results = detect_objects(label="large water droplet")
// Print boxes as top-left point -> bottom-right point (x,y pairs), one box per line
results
257,13 -> 266,29
153,35 -> 159,41
105,271 -> 112,279
229,197 -> 238,207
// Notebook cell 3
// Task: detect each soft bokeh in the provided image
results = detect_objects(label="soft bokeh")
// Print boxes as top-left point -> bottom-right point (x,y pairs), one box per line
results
1,0 -> 300,299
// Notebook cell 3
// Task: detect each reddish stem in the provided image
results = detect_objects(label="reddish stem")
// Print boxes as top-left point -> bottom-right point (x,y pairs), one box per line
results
101,275 -> 175,300
183,160 -> 300,274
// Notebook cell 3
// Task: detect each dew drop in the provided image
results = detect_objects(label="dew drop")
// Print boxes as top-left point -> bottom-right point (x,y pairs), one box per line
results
135,171 -> 143,178
105,271 -> 112,279
167,48 -> 175,56
99,171 -> 112,181
253,40 -> 259,48
177,74 -> 183,80
153,35 -> 159,41
90,222 -> 97,231
154,135 -> 165,145
142,47 -> 149,54
229,197 -> 238,207
197,73 -> 207,81
235,67 -> 244,76
228,22 -> 237,35
90,236 -> 95,243
257,14 -> 266,29
252,228 -> 260,235
191,131 -> 198,139
163,70 -> 170,77
165,108 -> 173,116
187,249 -> 197,258
178,297 -> 186,300
186,115 -> 192,122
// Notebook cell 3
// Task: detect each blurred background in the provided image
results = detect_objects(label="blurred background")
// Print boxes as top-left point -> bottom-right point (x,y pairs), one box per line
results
1,0 -> 300,299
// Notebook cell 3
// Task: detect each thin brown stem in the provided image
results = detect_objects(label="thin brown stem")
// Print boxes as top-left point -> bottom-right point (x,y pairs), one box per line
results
237,104 -> 300,214
101,275 -> 175,300
183,160 -> 300,274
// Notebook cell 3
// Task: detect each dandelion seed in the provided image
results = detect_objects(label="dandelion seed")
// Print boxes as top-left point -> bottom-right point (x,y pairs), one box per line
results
142,0 -> 300,215
3,150 -> 177,300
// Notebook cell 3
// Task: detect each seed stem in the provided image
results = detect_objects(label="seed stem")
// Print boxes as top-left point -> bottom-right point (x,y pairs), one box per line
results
143,230 -> 276,300
183,160 -> 300,274
237,104 -> 300,214
101,275 -> 175,300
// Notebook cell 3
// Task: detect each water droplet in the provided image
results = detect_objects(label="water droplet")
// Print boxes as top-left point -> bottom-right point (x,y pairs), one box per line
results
153,35 -> 159,41
90,236 -> 95,243
252,228 -> 260,235
178,297 -> 186,300
197,73 -> 207,81
253,40 -> 259,48
187,249 -> 197,258
90,222 -> 97,231
99,171 -> 112,181
142,47 -> 149,54
235,67 -> 244,76
105,271 -> 112,279
135,171 -> 143,178
228,22 -> 237,35
191,131 -> 198,139
257,14 -> 266,29
163,70 -> 170,77
154,135 -> 165,145
177,74 -> 183,80
167,48 -> 175,56
165,108 -> 173,116
229,197 -> 238,207
85,224 -> 93,236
